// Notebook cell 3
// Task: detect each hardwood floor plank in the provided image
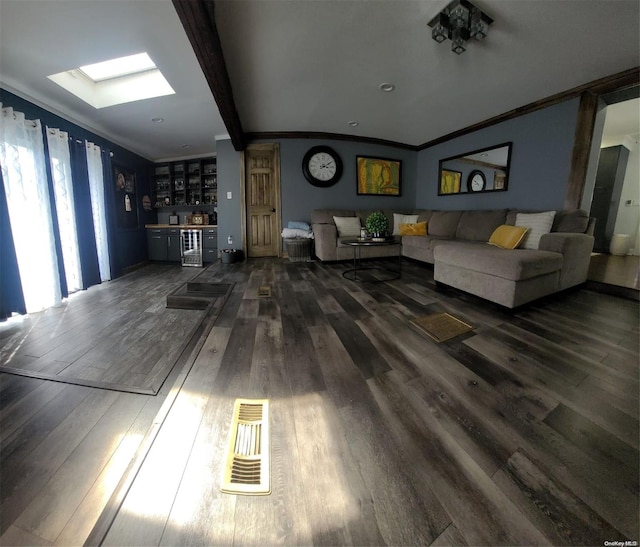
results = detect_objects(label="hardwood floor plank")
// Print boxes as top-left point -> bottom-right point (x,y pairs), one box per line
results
465,330 -> 639,447
325,312 -> 391,380
1,260 -> 637,547
329,287 -> 372,321
498,321 -> 638,386
280,312 -> 326,396
13,392 -> 147,543
248,317 -> 289,399
543,404 -> 639,489
54,391 -> 167,547
1,384 -> 90,465
367,371 -> 548,546
0,525 -> 51,547
576,374 -> 639,418
0,379 -> 67,444
212,318 -> 258,396
104,328 -> 231,547
0,374 -> 43,412
493,448 -> 628,545
431,522 -> 468,546
0,388 -> 118,535
309,325 -> 451,545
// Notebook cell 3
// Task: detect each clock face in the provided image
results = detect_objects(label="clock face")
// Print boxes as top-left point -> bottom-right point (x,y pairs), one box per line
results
467,170 -> 486,192
308,152 -> 337,181
302,146 -> 343,187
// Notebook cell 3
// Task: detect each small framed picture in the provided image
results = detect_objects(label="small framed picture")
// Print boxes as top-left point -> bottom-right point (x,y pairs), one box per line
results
439,169 -> 462,195
113,164 -> 138,229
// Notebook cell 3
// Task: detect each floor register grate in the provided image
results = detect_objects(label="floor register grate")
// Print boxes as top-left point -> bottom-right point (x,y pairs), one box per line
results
221,399 -> 271,496
410,312 -> 474,343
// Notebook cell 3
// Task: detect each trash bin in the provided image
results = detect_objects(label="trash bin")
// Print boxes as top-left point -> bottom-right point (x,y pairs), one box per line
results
284,238 -> 312,262
221,249 -> 241,264
610,234 -> 630,256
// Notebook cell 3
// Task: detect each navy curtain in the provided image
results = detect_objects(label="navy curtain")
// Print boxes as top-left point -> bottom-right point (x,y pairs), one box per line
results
42,131 -> 69,298
101,148 -> 117,279
69,138 -> 101,289
0,169 -> 26,321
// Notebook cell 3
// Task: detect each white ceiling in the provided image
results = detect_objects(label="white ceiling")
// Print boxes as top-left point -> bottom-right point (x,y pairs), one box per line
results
1,0 -> 639,162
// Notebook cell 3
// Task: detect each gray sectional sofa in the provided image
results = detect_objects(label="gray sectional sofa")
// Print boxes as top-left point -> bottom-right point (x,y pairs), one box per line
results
311,208 -> 595,308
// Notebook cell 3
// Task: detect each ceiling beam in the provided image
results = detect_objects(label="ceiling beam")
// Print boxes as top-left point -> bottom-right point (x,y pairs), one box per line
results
172,0 -> 246,151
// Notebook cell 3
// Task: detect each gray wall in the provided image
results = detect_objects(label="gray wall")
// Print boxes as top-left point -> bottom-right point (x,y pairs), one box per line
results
216,137 -> 417,251
278,139 -> 417,223
216,138 -> 243,250
217,98 -> 583,252
417,98 -> 580,211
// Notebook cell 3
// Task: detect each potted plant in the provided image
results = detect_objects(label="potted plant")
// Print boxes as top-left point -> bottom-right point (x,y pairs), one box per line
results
365,211 -> 389,240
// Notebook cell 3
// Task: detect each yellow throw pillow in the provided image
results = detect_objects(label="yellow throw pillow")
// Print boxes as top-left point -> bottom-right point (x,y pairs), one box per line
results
399,221 -> 427,236
488,225 -> 528,249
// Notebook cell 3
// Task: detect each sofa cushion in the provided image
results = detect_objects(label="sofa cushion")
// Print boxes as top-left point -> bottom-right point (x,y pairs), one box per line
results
416,210 -> 433,223
456,209 -> 507,241
516,211 -> 557,250
393,213 -> 419,235
402,234 -> 432,249
428,211 -> 463,237
333,216 -> 361,237
434,242 -> 563,281
553,209 -> 589,233
488,225 -> 529,249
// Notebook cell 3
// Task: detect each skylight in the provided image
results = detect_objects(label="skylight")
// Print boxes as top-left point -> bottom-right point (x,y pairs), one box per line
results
79,53 -> 157,82
47,52 -> 175,109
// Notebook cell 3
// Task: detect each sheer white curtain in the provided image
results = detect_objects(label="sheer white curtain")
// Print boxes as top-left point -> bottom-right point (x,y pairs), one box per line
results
85,141 -> 111,281
46,128 -> 82,293
0,105 -> 62,312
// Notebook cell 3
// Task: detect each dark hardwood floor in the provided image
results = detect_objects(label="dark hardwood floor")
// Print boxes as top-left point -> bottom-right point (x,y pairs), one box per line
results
1,258 -> 638,546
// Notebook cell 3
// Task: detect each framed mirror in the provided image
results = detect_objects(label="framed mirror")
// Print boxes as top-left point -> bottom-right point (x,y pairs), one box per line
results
438,142 -> 512,195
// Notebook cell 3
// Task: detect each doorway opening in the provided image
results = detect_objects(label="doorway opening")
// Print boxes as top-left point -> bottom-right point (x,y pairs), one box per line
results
583,96 -> 639,292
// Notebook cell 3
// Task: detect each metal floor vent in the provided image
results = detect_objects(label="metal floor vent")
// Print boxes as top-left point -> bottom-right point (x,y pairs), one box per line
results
221,398 -> 271,495
257,285 -> 272,297
410,312 -> 474,343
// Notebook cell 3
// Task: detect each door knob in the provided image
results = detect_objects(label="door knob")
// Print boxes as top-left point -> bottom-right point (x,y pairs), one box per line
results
271,208 -> 276,212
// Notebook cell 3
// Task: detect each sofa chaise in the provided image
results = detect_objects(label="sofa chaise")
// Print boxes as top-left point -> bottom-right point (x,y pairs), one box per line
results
311,208 -> 595,308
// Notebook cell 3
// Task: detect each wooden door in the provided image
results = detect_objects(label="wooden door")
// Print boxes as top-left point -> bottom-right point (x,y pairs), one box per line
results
243,144 -> 281,257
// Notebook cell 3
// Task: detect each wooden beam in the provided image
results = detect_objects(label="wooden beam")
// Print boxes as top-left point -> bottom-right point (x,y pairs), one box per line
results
172,0 -> 246,151
565,92 -> 599,210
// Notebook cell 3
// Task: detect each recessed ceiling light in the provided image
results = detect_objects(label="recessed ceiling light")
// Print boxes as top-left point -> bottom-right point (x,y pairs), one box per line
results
379,83 -> 395,92
151,117 -> 164,123
348,121 -> 359,127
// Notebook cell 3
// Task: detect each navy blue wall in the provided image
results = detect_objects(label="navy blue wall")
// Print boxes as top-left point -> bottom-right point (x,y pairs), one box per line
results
0,89 -> 154,276
216,137 -> 417,250
417,98 -> 580,211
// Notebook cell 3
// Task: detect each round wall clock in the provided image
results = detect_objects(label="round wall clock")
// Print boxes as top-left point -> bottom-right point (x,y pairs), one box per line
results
467,170 -> 486,192
302,146 -> 343,187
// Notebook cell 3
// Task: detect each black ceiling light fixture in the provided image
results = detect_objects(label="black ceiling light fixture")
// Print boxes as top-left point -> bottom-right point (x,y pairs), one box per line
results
428,0 -> 493,55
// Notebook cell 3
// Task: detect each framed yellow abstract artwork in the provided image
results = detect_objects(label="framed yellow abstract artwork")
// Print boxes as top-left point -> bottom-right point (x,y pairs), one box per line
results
439,169 -> 461,195
356,156 -> 401,196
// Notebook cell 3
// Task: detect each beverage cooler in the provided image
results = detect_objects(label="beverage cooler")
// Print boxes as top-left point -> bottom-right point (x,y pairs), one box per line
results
180,229 -> 203,267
